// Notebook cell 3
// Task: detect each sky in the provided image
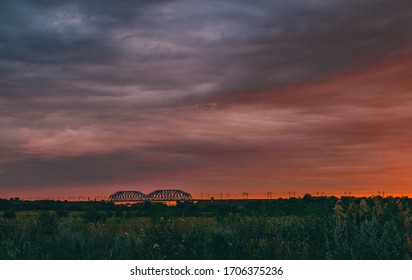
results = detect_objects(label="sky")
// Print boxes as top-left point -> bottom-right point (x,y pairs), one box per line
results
1,0 -> 412,199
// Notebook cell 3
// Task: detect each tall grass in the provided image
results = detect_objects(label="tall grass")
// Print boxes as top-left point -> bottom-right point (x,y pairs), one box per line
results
328,198 -> 412,259
0,198 -> 411,259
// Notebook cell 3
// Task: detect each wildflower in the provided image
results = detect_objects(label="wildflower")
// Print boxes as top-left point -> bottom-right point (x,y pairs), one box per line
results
404,216 -> 411,230
334,200 -> 344,216
396,200 -> 404,210
153,243 -> 160,249
374,204 -> 383,217
359,199 -> 369,214
334,200 -> 346,227
347,202 -> 356,218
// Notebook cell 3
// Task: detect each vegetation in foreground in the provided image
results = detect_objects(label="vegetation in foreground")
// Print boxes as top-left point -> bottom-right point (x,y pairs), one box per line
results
0,196 -> 412,259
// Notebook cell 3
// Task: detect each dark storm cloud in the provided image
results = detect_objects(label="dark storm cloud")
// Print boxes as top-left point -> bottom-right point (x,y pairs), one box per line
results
0,0 -> 168,64
2,0 -> 412,100
1,0 -> 411,129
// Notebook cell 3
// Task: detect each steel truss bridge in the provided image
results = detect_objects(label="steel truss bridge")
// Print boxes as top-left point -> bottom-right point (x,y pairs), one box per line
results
108,189 -> 193,202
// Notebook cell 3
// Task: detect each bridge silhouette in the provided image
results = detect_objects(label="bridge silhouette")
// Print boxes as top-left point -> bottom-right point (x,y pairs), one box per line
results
108,189 -> 193,202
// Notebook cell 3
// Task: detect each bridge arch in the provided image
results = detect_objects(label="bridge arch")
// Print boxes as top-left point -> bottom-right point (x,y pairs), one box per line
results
146,189 -> 193,201
108,191 -> 146,202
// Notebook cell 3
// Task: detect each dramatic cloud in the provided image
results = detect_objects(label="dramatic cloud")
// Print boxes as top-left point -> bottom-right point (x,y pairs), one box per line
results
1,0 -> 412,198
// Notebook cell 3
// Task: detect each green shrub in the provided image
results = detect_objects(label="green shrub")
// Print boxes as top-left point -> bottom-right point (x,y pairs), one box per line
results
38,211 -> 58,236
83,208 -> 107,223
3,209 -> 16,219
56,209 -> 69,217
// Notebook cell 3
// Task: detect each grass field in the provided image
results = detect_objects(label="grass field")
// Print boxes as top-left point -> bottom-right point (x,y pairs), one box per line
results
1,197 -> 412,259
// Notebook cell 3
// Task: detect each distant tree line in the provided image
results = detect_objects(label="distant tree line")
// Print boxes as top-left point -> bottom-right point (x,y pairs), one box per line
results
1,195 -> 410,219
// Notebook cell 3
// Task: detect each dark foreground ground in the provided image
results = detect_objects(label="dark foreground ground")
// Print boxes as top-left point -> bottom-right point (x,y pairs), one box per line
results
0,196 -> 411,259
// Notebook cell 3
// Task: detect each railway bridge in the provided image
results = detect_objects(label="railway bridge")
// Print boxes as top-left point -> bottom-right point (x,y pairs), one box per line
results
108,189 -> 193,203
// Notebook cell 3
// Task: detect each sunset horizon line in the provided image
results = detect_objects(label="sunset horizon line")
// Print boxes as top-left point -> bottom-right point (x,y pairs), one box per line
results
2,191 -> 411,201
